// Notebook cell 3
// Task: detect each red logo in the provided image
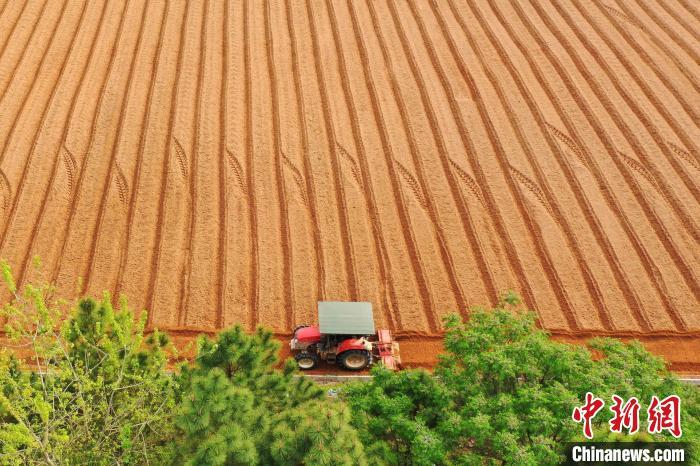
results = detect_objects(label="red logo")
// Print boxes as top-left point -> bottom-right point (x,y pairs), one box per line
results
573,394 -> 682,439
572,392 -> 605,439
647,395 -> 682,438
609,395 -> 640,434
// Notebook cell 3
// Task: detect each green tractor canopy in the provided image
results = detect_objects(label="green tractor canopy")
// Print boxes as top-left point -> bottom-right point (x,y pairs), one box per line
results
318,301 -> 375,335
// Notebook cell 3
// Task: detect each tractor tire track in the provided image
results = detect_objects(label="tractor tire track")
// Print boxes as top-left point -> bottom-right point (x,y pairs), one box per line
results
62,147 -> 78,193
172,137 -> 188,179
431,0 -> 581,329
484,0 -> 690,331
447,158 -> 485,207
442,0 -> 652,330
114,163 -> 128,205
0,0 -> 88,248
305,0 -> 360,300
326,0 -> 404,330
507,165 -> 559,224
505,0 -> 700,309
80,0 -> 167,299
547,1 -> 700,239
607,1 -> 700,94
346,0 -> 437,330
668,142 -> 700,174
265,0 -> 294,329
367,0 -> 472,324
0,170 -> 10,213
281,151 -> 308,207
11,0 -> 111,288
285,0 -> 325,302
394,160 -> 429,211
179,0 -> 209,326
336,143 -> 363,188
142,0 -> 190,325
545,122 -> 589,167
225,149 -> 248,196
0,0 -> 49,108
602,4 -> 638,26
618,151 -> 667,199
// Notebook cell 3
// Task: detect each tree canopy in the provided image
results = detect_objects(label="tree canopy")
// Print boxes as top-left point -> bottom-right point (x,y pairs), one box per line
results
172,326 -> 367,465
344,293 -> 699,465
0,261 -> 696,465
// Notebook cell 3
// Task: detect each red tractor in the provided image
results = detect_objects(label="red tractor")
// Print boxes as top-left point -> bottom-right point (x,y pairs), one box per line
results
290,301 -> 400,371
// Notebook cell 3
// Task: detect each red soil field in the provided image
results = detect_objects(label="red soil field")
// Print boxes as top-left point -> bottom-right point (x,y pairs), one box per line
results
0,0 -> 697,371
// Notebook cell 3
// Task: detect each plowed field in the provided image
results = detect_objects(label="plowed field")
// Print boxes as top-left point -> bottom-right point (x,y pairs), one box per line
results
0,0 -> 698,371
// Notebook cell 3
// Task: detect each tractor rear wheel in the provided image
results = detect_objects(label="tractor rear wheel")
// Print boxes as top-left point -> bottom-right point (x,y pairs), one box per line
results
295,352 -> 318,370
339,350 -> 371,371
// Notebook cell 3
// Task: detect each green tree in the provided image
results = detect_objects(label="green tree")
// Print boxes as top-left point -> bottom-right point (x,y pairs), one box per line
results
345,293 -> 699,465
172,326 -> 367,465
344,367 -> 457,465
0,261 -> 176,465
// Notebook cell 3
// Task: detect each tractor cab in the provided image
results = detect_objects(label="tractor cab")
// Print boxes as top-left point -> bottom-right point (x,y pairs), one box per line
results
290,302 -> 400,371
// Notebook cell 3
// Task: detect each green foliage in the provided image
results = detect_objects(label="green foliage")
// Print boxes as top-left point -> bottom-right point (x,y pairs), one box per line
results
0,260 -> 176,465
266,399 -> 366,465
172,326 -> 367,465
344,368 -> 456,465
2,258 -> 695,466
344,293 -> 699,465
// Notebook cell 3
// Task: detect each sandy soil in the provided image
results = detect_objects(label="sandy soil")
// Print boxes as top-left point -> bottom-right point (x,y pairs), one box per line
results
0,0 -> 698,370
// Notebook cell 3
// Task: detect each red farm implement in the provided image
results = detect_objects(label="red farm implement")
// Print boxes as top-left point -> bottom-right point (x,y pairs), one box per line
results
289,302 -> 401,371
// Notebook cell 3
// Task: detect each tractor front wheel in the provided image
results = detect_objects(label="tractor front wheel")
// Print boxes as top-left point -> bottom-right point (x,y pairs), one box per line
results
295,352 -> 318,370
339,350 -> 371,371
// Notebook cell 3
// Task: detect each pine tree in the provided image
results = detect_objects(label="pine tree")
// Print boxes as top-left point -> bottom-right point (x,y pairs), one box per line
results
0,261 -> 176,465
173,326 -> 367,465
175,369 -> 259,465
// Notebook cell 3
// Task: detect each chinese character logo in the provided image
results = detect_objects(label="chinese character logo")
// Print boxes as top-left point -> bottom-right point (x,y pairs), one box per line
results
573,393 -> 682,439
572,392 -> 605,439
648,395 -> 682,438
609,395 -> 640,434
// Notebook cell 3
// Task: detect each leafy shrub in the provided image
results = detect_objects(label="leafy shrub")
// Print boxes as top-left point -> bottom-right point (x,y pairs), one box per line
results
344,293 -> 699,465
0,261 -> 175,465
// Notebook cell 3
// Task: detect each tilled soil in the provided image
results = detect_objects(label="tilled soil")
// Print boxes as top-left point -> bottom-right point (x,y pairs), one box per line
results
0,1 -> 698,371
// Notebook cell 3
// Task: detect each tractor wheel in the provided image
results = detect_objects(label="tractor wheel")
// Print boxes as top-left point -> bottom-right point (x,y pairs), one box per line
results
339,350 -> 371,371
295,352 -> 318,370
